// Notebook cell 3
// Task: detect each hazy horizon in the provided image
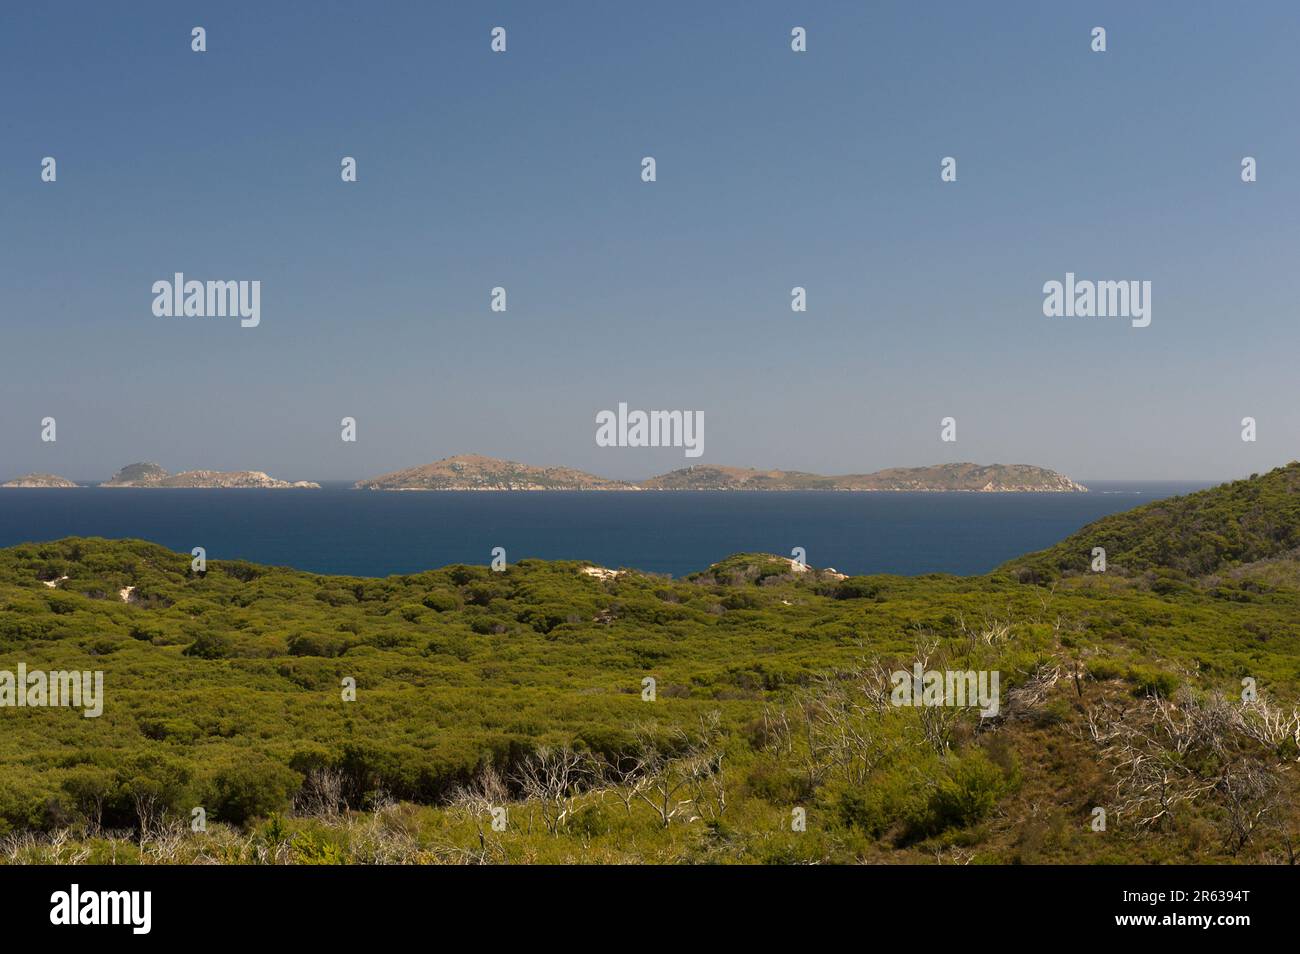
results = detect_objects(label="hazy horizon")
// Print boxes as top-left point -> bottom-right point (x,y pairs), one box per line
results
4,1 -> 1297,482
0,450 -> 1261,488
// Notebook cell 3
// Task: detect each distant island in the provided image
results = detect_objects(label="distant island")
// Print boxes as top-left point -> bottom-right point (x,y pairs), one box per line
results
100,462 -> 320,489
641,462 -> 1088,492
1,456 -> 1087,492
355,455 -> 1088,492
354,454 -> 632,491
1,473 -> 78,488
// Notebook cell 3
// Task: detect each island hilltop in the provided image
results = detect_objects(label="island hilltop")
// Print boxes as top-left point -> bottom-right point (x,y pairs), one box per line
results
1,473 -> 78,488
355,455 -> 1088,492
100,462 -> 320,489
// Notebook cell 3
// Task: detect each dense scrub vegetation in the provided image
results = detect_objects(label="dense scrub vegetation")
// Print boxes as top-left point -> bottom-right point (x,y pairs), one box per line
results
1,464 -> 1299,863
1004,462 -> 1300,580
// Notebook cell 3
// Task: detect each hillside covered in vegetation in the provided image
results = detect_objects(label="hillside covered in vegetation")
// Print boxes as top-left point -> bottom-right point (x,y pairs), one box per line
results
0,465 -> 1297,864
1004,463 -> 1300,580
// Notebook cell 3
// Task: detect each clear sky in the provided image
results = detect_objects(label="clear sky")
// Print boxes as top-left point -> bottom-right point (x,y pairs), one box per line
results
2,1 -> 1297,482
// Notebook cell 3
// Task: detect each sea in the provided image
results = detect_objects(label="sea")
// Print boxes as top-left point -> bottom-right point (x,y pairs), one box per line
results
0,482 -> 1210,579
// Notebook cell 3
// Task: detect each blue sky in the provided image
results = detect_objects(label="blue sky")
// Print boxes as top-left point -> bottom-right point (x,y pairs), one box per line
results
2,1 -> 1297,481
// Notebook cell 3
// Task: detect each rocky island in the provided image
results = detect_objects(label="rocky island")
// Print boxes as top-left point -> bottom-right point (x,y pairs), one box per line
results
356,455 -> 1087,492
643,462 -> 1089,492
355,454 -> 635,491
6,458 -> 1085,492
100,462 -> 320,489
1,473 -> 79,488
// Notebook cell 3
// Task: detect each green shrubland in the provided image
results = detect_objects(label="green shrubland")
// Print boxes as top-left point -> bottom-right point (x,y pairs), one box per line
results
2,464 -> 1299,863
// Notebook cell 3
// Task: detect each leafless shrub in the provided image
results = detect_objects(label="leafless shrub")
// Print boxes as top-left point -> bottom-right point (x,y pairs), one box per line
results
957,612 -> 1014,648
447,762 -> 512,857
131,792 -> 166,842
1004,662 -> 1064,720
1086,686 -> 1296,850
0,831 -> 44,864
510,745 -> 591,835
139,821 -> 189,864
859,661 -> 896,712
1216,760 -> 1280,855
628,713 -> 726,827
1087,691 -> 1223,828
295,766 -> 347,819
593,752 -> 653,816
343,803 -> 429,864
756,704 -> 793,757
684,711 -> 728,821
1237,696 -> 1300,757
793,671 -> 890,785
907,640 -> 965,754
450,762 -> 509,818
916,703 -> 964,754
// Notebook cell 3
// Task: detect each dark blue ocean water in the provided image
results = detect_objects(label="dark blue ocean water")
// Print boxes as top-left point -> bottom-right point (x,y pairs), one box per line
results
0,482 -> 1210,578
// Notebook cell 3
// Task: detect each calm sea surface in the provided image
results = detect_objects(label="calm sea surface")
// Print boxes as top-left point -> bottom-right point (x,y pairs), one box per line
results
0,482 -> 1211,578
